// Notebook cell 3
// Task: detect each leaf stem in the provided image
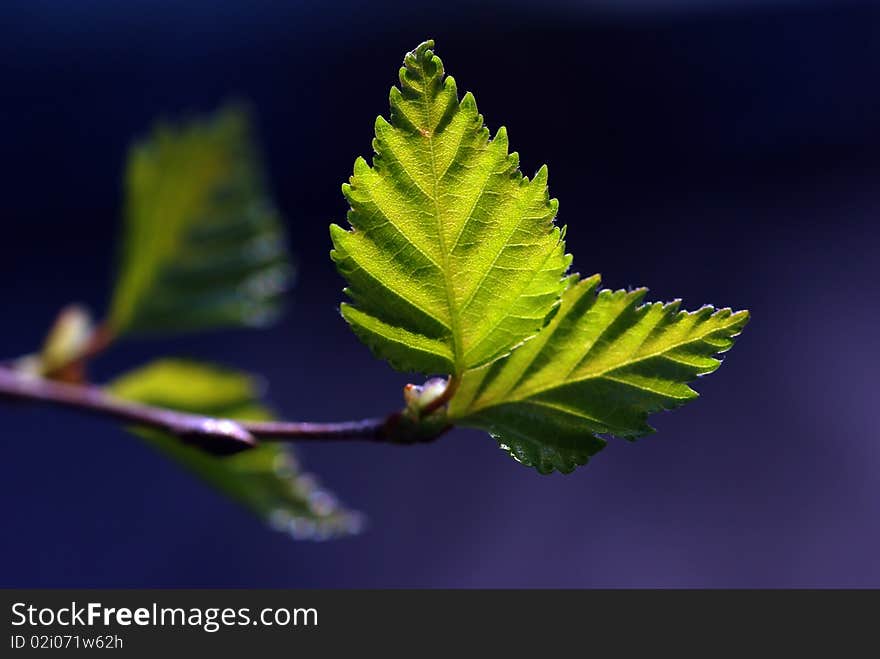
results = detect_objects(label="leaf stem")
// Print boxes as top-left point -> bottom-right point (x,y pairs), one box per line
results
0,366 -> 401,456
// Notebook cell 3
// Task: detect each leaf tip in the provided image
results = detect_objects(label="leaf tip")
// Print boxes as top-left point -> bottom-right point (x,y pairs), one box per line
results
535,163 -> 549,182
353,155 -> 370,174
733,308 -> 751,328
413,39 -> 435,54
328,223 -> 348,252
580,273 -> 602,290
374,114 -> 391,133
461,90 -> 477,110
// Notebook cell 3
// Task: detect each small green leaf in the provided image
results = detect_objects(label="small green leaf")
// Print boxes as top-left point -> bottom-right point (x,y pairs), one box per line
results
109,360 -> 362,540
331,40 -> 570,375
108,106 -> 292,335
449,275 -> 749,474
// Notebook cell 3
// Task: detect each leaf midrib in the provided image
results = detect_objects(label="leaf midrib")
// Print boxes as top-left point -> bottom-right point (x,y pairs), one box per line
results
459,316 -> 739,417
419,67 -> 464,374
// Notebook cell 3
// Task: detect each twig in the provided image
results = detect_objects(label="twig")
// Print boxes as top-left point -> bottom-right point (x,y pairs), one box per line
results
0,366 -> 393,455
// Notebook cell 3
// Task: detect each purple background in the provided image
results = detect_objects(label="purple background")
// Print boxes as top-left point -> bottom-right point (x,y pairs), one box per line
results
1,0 -> 879,587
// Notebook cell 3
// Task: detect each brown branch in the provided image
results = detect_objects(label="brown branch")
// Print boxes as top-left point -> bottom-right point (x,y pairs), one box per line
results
0,366 -> 394,456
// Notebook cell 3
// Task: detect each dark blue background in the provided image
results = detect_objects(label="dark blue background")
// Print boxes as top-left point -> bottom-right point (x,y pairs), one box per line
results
2,0 -> 879,587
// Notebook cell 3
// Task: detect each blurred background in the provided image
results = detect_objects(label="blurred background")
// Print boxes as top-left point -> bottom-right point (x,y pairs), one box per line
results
2,0 -> 879,587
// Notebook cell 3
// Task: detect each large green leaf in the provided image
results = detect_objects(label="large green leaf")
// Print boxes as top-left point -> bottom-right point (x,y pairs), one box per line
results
331,40 -> 570,375
449,275 -> 749,474
109,360 -> 362,540
108,106 -> 292,335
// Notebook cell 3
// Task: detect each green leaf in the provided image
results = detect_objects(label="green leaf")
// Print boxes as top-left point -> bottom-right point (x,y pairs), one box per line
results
331,40 -> 570,375
449,275 -> 749,474
109,360 -> 363,540
108,106 -> 292,335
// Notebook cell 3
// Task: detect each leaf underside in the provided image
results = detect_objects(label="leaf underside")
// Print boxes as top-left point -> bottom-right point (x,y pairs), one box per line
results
331,40 -> 570,375
109,360 -> 362,540
449,275 -> 749,474
108,106 -> 292,336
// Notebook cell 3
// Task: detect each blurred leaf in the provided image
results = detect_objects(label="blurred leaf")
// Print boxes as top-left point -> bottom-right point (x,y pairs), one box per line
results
330,40 -> 570,375
449,275 -> 749,474
108,106 -> 292,335
109,359 -> 363,540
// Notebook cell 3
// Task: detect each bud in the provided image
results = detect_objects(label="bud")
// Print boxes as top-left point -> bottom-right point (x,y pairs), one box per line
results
40,304 -> 95,374
403,377 -> 448,415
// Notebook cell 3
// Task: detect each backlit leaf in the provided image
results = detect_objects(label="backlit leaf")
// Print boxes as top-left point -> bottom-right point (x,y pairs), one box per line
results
449,275 -> 749,474
331,40 -> 570,375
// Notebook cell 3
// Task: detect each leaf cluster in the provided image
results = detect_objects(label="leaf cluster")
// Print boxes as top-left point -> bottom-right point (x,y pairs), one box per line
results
16,107 -> 357,538
332,41 -> 749,473
9,41 -> 749,544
